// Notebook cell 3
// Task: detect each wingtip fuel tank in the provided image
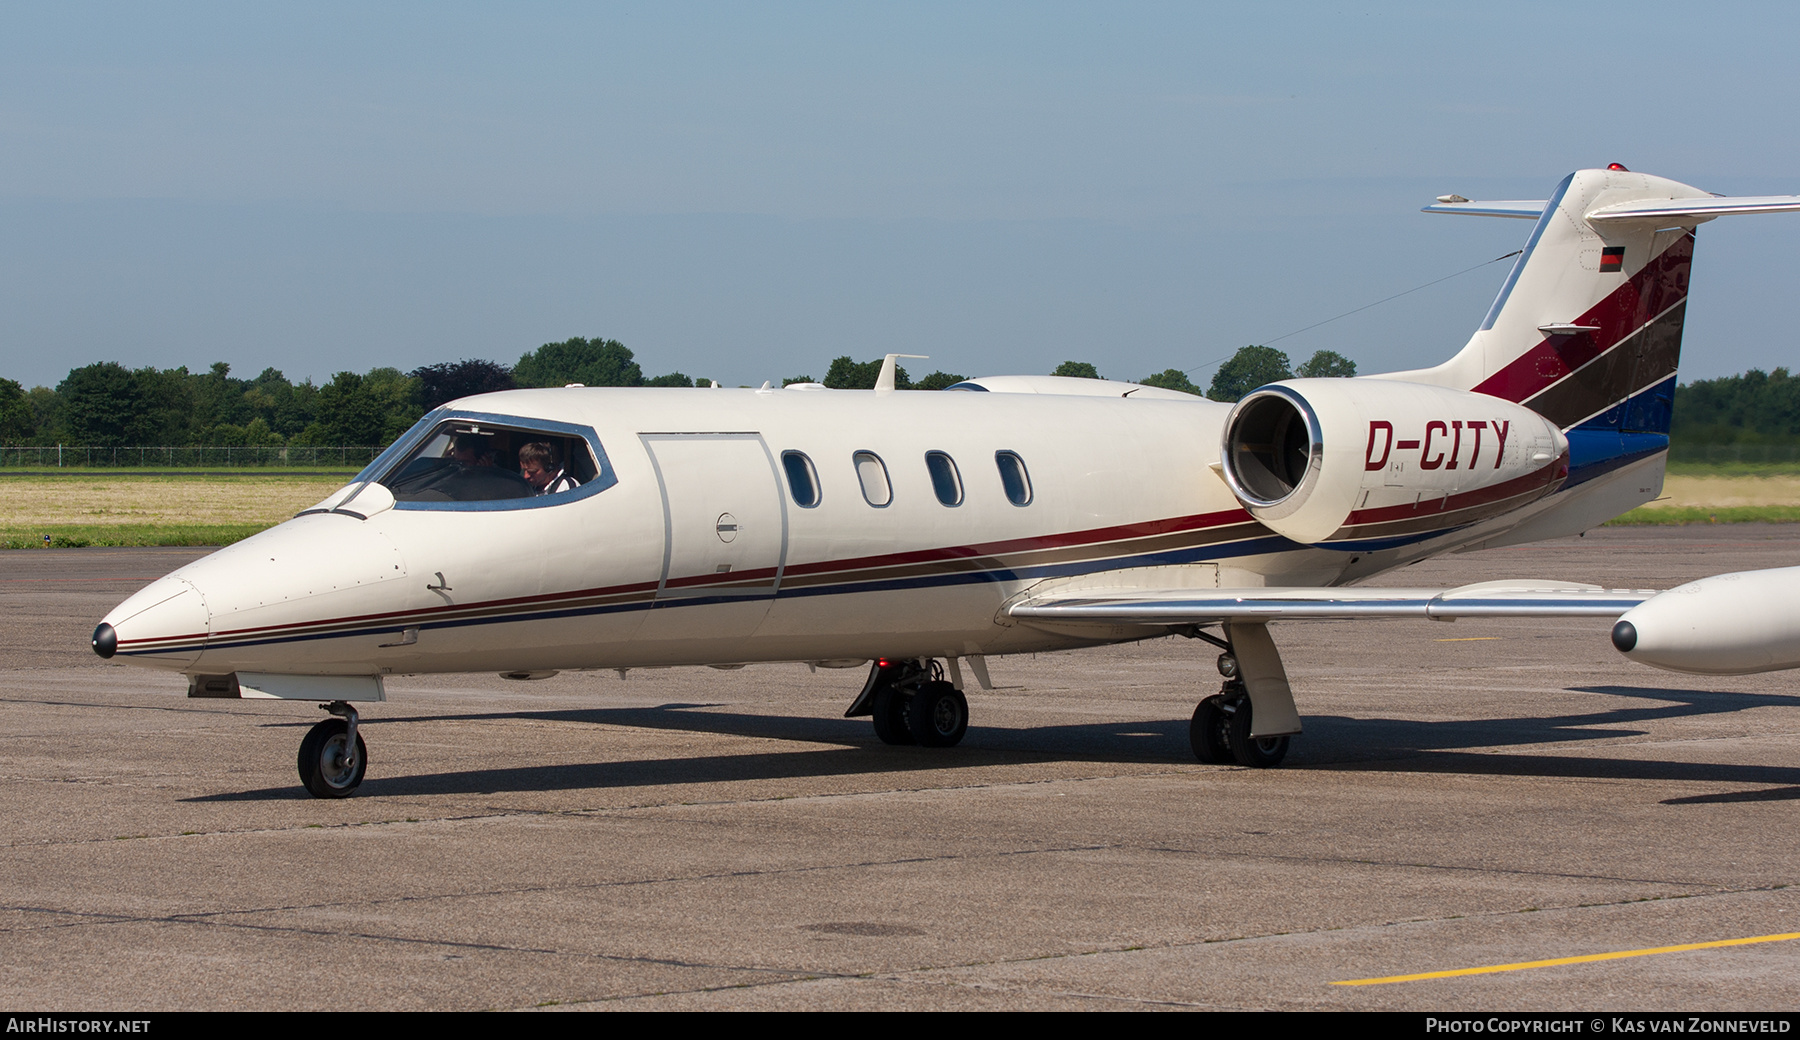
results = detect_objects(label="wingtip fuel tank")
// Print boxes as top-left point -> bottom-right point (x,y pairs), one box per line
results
1612,567 -> 1800,675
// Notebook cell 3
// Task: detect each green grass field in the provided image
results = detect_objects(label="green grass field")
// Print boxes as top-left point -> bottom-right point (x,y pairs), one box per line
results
1664,459 -> 1800,477
1604,505 -> 1800,526
0,524 -> 276,549
0,472 -> 354,548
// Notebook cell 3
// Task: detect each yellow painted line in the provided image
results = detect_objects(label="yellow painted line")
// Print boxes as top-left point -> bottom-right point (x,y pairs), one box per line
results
1333,932 -> 1800,986
1433,637 -> 1501,642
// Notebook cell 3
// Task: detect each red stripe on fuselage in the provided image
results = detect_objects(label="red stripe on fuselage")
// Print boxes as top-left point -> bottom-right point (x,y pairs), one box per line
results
130,507 -> 1263,649
779,507 -> 1255,579
1473,235 -> 1692,405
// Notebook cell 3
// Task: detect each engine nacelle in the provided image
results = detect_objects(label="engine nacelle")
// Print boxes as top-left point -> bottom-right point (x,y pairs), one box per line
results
1219,378 -> 1569,548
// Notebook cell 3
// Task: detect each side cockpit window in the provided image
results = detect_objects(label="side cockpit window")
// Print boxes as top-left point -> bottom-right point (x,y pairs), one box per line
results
375,415 -> 607,507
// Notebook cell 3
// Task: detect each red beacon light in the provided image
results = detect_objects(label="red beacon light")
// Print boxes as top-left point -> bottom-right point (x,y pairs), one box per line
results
1607,163 -> 1630,171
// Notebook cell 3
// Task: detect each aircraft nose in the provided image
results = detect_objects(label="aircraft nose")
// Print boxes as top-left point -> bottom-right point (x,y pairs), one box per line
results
97,576 -> 211,668
1609,619 -> 1637,653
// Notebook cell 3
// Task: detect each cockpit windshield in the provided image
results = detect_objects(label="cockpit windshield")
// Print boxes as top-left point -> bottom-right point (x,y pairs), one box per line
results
377,416 -> 602,504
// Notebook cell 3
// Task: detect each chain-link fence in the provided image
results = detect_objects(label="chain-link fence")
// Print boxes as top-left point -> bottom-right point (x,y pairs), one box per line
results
0,446 -> 384,468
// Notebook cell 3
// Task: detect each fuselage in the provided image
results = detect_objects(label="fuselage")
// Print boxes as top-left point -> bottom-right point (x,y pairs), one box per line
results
100,386 -> 1360,677
97,382 -> 1662,679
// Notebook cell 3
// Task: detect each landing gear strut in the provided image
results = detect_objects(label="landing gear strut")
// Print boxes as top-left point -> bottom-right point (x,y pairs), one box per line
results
848,659 -> 969,748
1186,623 -> 1298,768
297,700 -> 367,798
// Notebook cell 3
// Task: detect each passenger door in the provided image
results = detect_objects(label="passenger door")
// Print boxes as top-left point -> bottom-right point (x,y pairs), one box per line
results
638,433 -> 787,645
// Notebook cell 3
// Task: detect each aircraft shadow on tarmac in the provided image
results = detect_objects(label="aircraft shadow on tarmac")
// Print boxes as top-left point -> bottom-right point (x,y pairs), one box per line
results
1305,685 -> 1800,803
187,684 -> 1800,801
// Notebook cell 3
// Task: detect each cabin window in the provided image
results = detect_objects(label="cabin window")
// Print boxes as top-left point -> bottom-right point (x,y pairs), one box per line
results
925,451 -> 963,506
373,414 -> 609,508
854,450 -> 892,507
782,451 -> 820,508
995,451 -> 1032,506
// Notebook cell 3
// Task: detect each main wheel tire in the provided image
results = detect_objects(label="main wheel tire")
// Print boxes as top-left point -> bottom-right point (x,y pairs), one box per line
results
871,685 -> 915,745
906,681 -> 968,748
1189,696 -> 1232,763
297,718 -> 368,798
1224,697 -> 1289,768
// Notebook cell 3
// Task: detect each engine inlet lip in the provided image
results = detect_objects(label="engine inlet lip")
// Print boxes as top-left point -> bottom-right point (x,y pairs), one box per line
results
1219,384 -> 1325,510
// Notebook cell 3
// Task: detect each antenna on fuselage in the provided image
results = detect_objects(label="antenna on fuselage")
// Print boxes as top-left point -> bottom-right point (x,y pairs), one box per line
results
876,354 -> 929,395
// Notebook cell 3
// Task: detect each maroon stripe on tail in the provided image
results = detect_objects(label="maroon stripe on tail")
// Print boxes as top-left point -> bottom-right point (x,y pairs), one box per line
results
1472,234 -> 1692,406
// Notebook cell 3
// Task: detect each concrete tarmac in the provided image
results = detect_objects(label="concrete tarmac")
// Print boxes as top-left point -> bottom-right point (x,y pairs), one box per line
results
3,527 -> 1799,1011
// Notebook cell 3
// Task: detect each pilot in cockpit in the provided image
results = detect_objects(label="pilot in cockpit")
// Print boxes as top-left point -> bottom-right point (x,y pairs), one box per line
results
519,442 -> 580,496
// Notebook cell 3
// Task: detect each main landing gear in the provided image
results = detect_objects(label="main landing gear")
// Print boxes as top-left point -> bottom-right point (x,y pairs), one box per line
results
298,700 -> 367,798
847,658 -> 969,748
1190,685 -> 1289,768
1186,622 -> 1300,769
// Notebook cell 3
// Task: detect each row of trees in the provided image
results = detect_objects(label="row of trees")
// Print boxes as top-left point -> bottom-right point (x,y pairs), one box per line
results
1,334 -> 1787,448
1668,367 -> 1800,445
786,347 -> 1357,400
0,337 -> 699,448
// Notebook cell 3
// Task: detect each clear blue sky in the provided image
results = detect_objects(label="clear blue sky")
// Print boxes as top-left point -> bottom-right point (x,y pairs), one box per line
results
3,2 -> 1797,389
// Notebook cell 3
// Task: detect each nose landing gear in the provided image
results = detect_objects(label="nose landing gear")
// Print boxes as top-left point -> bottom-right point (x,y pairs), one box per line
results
298,701 -> 367,798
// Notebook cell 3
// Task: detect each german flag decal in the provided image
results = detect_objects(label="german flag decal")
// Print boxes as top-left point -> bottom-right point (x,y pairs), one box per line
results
1600,246 -> 1625,272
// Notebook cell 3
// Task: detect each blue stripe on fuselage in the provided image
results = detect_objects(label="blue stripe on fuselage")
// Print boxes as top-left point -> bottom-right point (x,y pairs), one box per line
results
137,533 -> 1306,656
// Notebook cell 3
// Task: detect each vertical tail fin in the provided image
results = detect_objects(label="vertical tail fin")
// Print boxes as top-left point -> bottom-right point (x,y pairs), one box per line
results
1392,169 -> 1710,423
1383,168 -> 1718,480
1371,169 -> 1800,543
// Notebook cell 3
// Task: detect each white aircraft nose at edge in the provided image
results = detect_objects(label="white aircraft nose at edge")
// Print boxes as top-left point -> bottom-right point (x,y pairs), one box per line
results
90,164 -> 1800,797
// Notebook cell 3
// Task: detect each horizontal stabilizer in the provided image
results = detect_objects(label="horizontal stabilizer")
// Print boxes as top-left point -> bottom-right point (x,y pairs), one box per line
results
1423,193 -> 1800,224
1010,579 -> 1656,624
1420,199 -> 1547,219
1585,194 -> 1800,222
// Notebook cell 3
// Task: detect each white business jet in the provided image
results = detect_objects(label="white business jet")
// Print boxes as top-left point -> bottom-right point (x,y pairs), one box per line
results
91,165 -> 1800,797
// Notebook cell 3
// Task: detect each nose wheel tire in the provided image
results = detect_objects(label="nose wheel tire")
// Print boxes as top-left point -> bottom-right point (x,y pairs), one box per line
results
298,717 -> 367,798
906,681 -> 968,748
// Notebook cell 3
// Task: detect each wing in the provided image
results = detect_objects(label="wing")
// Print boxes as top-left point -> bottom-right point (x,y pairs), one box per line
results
1009,579 -> 1657,624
